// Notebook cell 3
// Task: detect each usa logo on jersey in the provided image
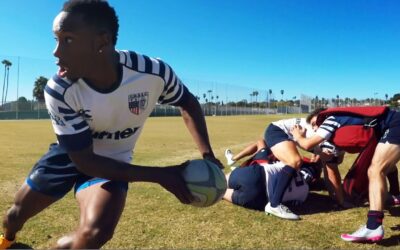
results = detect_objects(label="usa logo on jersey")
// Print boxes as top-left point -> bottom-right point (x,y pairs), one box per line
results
128,92 -> 149,115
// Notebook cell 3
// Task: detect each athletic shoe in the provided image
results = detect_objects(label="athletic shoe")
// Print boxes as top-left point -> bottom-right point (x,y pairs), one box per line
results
265,202 -> 300,220
340,225 -> 384,242
224,149 -> 235,166
392,195 -> 400,206
0,234 -> 14,249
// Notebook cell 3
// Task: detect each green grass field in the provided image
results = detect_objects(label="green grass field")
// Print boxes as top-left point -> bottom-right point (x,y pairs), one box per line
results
1,115 -> 400,249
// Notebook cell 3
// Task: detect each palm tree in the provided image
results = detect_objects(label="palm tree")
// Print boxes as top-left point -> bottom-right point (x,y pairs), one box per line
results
268,89 -> 272,111
253,91 -> 259,103
336,95 -> 340,107
207,89 -> 212,101
2,59 -> 12,106
33,76 -> 48,102
385,93 -> 389,104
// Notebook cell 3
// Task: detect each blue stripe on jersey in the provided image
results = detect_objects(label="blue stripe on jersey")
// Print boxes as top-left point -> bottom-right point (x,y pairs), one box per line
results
58,107 -> 75,114
165,64 -> 173,87
143,55 -> 153,74
45,85 -> 64,103
321,116 -> 365,128
57,129 -> 92,151
72,121 -> 88,130
129,51 -> 138,69
166,78 -> 178,95
52,75 -> 70,89
159,61 -> 165,79
64,114 -> 81,121
164,85 -> 191,106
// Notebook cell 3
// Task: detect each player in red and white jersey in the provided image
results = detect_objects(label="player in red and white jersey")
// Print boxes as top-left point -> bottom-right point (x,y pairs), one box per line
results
292,107 -> 400,243
0,1 -> 221,249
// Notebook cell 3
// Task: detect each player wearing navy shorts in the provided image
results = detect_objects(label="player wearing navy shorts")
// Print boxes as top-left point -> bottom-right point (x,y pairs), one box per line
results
292,107 -> 400,243
223,148 -> 321,212
262,118 -> 315,220
0,1 -> 221,249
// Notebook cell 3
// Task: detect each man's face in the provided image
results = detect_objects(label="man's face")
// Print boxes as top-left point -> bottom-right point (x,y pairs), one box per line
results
52,11 -> 99,80
310,116 -> 318,131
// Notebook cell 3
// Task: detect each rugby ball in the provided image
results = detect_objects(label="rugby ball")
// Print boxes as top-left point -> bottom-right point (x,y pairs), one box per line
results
182,159 -> 227,207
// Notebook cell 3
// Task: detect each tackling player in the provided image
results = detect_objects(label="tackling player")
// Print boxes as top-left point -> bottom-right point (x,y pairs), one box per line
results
262,118 -> 315,220
292,107 -> 400,243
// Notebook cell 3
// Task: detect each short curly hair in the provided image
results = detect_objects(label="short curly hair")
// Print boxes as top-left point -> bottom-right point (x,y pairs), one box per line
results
306,107 -> 327,123
62,0 -> 119,45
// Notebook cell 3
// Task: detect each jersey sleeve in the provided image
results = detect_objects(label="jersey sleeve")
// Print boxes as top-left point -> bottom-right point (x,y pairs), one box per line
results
315,116 -> 340,140
155,59 -> 190,106
44,75 -> 92,151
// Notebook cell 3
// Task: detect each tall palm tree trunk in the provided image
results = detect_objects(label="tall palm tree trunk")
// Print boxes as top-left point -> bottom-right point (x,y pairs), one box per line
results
2,65 -> 6,106
4,66 -> 10,104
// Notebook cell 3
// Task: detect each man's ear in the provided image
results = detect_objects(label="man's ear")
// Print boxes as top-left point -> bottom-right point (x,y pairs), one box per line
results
95,31 -> 112,53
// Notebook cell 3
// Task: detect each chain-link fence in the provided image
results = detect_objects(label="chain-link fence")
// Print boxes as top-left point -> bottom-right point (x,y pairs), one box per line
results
0,55 -> 394,120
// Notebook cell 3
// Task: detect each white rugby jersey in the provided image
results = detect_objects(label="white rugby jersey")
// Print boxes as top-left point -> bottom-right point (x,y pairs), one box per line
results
272,118 -> 314,140
44,50 -> 189,163
262,162 -> 309,203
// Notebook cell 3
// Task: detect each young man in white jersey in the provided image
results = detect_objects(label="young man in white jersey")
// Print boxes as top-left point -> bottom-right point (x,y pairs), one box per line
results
262,118 -> 314,220
0,1 -> 222,249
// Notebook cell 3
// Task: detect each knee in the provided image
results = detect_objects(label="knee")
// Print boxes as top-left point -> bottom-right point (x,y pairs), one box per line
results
287,157 -> 303,170
367,165 -> 385,180
4,205 -> 21,226
77,224 -> 115,247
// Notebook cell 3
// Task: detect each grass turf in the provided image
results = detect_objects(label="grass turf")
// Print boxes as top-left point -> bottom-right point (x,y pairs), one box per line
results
1,115 -> 400,249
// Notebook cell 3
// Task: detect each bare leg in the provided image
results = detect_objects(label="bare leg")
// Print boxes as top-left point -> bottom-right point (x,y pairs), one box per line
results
223,172 -> 233,202
368,143 -> 400,211
55,182 -> 126,249
232,139 -> 267,162
3,183 -> 59,241
270,140 -> 302,170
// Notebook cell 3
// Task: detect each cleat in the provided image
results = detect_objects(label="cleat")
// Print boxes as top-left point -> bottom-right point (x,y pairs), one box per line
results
341,225 -> 384,242
392,195 -> 400,206
0,234 -> 14,249
224,149 -> 236,166
265,202 -> 300,220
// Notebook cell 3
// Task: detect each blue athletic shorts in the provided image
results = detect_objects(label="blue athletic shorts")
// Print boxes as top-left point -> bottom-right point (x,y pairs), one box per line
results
229,165 -> 267,211
252,148 -> 272,161
380,111 -> 400,145
26,143 -> 128,198
264,124 -> 290,148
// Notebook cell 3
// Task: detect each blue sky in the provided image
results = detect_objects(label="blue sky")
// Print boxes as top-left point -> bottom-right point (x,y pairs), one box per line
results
0,0 -> 399,102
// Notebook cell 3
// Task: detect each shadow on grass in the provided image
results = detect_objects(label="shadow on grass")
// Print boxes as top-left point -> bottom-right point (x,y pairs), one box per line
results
290,192 -> 368,216
388,206 -> 400,217
290,192 -> 338,215
10,242 -> 33,249
376,233 -> 400,247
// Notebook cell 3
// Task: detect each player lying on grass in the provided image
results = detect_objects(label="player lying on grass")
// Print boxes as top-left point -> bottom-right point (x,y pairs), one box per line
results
224,139 -> 400,216
225,139 -> 352,208
0,1 -> 221,249
292,106 -> 400,243
261,117 -> 318,220
223,143 -> 322,213
228,118 -> 344,220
